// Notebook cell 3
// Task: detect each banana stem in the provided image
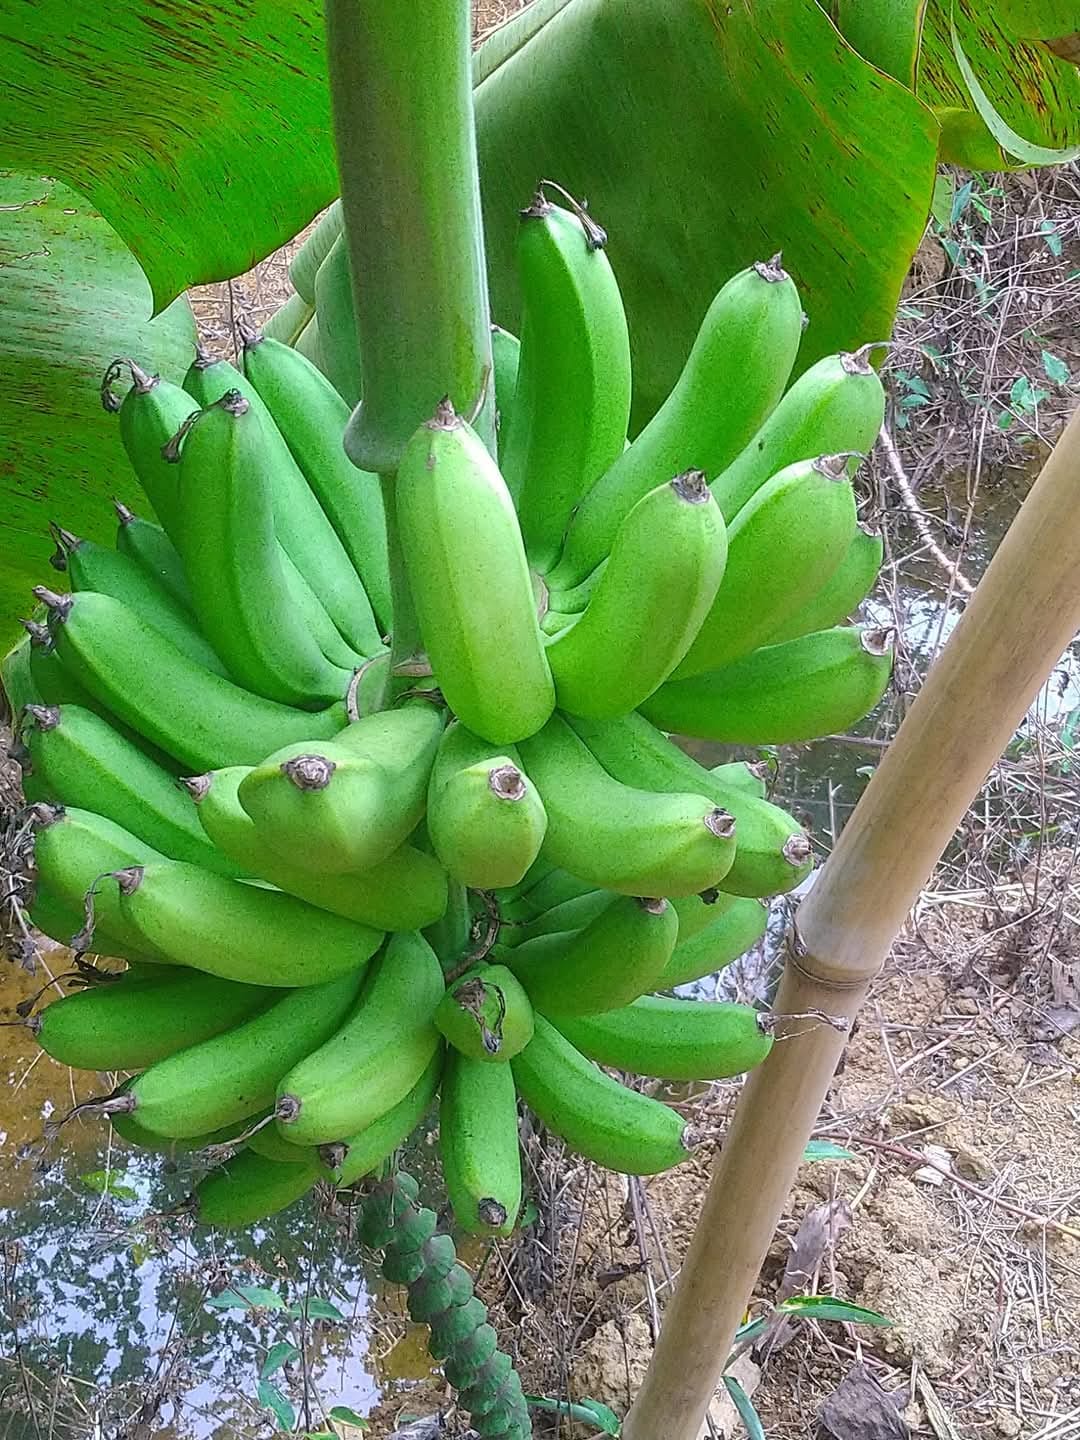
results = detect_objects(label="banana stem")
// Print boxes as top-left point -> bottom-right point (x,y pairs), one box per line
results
624,402 -> 1080,1440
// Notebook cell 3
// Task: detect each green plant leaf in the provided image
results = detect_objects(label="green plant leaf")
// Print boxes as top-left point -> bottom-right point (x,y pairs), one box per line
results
778,1294 -> 893,1326
833,0 -> 929,87
258,1379 -> 297,1432
288,1297 -> 346,1322
525,1396 -> 621,1435
206,1285 -> 286,1311
1042,350 -> 1070,385
722,1376 -> 766,1440
475,0 -> 939,428
260,1342 -> 300,1379
803,1140 -> 856,1161
0,6 -> 337,308
327,1406 -> 369,1428
78,1170 -> 137,1202
0,172 -> 194,641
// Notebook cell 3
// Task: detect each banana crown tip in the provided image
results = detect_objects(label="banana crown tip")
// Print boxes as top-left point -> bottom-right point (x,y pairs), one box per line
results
282,754 -> 336,791
23,703 -> 60,731
113,866 -> 145,896
20,618 -> 52,646
113,499 -> 137,524
488,763 -> 527,802
191,343 -> 217,371
426,395 -> 461,432
177,773 -> 212,803
637,896 -> 669,916
840,343 -> 885,376
28,800 -> 64,829
276,1094 -> 302,1124
236,318 -> 263,349
671,468 -> 711,505
477,1198 -> 509,1227
704,807 -> 737,840
861,625 -> 895,658
813,452 -> 861,481
218,389 -> 250,418
782,833 -> 813,868
31,587 -> 73,621
753,251 -> 789,284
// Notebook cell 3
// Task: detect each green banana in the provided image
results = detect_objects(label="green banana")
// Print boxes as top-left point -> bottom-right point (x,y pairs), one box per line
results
502,888 -> 611,944
565,713 -> 812,898
187,766 -> 448,931
313,232 -> 363,407
670,888 -> 742,944
1,632 -> 38,720
111,860 -> 383,986
113,502 -> 193,613
113,972 -> 365,1137
289,200 -> 343,304
515,714 -> 735,897
497,863 -> 591,920
193,1150 -> 321,1228
20,704 -> 247,878
552,996 -> 773,1081
276,550 -> 369,672
237,702 -> 444,873
35,589 -> 345,771
111,1093 -> 252,1154
710,347 -> 886,522
104,359 -> 199,539
396,400 -> 555,745
264,289 -> 316,346
440,1053 -> 521,1237
246,1120 -> 316,1165
659,896 -> 769,987
545,470 -> 728,717
434,964 -> 535,1062
764,522 -> 884,645
672,455 -> 858,679
242,332 -> 393,632
182,349 -> 381,655
275,930 -> 444,1146
491,323 -> 520,462
427,723 -> 547,888
29,804 -> 168,961
499,894 -> 677,1016
641,625 -> 895,744
167,392 -> 351,705
29,970 -> 273,1070
333,1048 -> 442,1187
292,312 -> 325,370
498,195 -> 632,569
710,759 -> 770,798
49,526 -> 228,677
422,878 -> 472,968
512,1014 -> 695,1175
548,256 -> 804,588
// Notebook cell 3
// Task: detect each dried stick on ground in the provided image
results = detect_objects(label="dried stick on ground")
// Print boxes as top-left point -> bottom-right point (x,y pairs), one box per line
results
623,403 -> 1080,1440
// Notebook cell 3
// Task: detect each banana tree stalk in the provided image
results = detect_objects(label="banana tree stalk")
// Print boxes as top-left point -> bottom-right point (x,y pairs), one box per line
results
326,0 -> 495,477
623,403 -> 1080,1440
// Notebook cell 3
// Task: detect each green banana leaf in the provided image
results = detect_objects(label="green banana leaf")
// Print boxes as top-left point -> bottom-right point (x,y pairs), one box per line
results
475,0 -> 939,428
832,0 -> 929,86
0,174 -> 195,639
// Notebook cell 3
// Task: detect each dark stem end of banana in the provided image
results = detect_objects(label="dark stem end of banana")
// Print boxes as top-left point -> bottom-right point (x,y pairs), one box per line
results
537,178 -> 608,250
236,318 -> 263,350
282,754 -> 336,791
814,452 -> 863,481
48,522 -> 79,571
100,357 -> 157,412
782,833 -> 813,868
218,389 -> 250,418
671,468 -> 710,505
753,252 -> 788,284
488,764 -> 527,803
177,774 -> 212,803
275,1094 -> 302,1125
637,896 -> 669,916
112,866 -> 145,898
113,500 -> 137,526
32,587 -> 73,623
24,704 -> 60,732
20,619 -> 53,649
704,807 -> 737,840
427,395 -> 460,433
842,342 -> 891,375
191,343 -> 217,371
862,626 -> 895,658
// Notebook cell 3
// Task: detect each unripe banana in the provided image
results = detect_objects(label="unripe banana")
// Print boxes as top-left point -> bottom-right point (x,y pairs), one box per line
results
187,766 -> 448,931
660,897 -> 770,987
422,878 -> 472,968
29,971 -> 273,1070
182,349 -> 380,655
544,470 -> 728,717
491,323 -> 520,462
241,332 -> 393,632
29,804 -> 168,960
112,972 -> 366,1138
427,723 -> 547,888
515,714 -> 736,897
20,705 -> 246,878
565,713 -> 812,898
35,589 -> 345,771
193,1149 -> 322,1228
313,232 -> 363,406
237,702 -> 444,874
2,633 -> 38,720
499,195 -> 632,569
292,312 -> 325,370
502,888 -> 611,945
496,863 -> 592,921
113,502 -> 193,613
672,455 -> 858,679
265,290 -> 316,348
111,860 -> 383,986
289,200 -> 343,304
396,400 -> 555,744
511,1014 -> 696,1174
246,1121 -> 316,1165
642,625 -> 895,744
764,522 -> 884,645
710,759 -> 770,799
710,347 -> 886,521
110,1090 -> 251,1154
103,359 -> 198,539
552,996 -> 773,1081
275,931 -> 444,1146
440,1053 -> 522,1238
434,964 -> 535,1062
49,525 -> 228,677
549,256 -> 804,588
498,894 -> 678,1016
333,1048 -> 442,1187
670,888 -> 742,944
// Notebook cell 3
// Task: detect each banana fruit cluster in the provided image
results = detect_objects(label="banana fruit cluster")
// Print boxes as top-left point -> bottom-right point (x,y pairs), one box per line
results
3,184 -> 893,1242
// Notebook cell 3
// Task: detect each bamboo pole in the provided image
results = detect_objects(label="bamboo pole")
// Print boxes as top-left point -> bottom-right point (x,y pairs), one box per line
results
623,405 -> 1080,1440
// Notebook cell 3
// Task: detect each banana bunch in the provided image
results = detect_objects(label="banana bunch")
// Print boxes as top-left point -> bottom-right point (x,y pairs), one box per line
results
2,182 -> 894,1242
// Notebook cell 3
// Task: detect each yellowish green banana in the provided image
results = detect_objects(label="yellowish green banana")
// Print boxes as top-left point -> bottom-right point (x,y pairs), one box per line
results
552,996 -> 773,1080
440,1052 -> 522,1237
